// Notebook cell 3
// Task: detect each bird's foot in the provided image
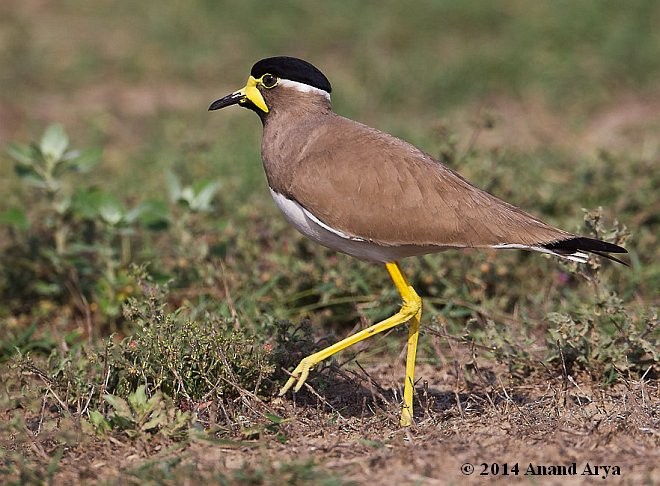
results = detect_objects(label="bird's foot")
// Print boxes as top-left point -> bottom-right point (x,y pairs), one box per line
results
278,356 -> 316,396
400,405 -> 413,427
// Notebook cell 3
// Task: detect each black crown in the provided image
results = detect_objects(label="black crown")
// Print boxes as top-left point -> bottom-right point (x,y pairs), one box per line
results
251,57 -> 332,94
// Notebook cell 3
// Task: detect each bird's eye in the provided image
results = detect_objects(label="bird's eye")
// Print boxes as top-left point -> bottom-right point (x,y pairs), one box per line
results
261,74 -> 277,88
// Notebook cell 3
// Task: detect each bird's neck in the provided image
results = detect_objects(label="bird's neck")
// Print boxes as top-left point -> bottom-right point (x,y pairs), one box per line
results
261,105 -> 334,195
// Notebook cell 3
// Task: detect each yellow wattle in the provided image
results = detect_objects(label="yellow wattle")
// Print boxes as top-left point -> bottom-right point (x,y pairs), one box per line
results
244,76 -> 269,113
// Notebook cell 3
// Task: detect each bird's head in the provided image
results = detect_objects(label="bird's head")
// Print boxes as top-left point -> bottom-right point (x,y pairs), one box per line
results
208,56 -> 332,119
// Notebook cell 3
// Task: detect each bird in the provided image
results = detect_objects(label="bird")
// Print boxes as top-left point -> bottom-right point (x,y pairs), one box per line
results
208,56 -> 627,426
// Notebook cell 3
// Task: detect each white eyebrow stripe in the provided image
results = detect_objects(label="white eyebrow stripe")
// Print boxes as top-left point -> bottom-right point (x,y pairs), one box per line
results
278,79 -> 331,101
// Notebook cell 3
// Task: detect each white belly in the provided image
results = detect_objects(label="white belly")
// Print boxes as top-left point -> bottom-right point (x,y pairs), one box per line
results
269,188 -> 442,263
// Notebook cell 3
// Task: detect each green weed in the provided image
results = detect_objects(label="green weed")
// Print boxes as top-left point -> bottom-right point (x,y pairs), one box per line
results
118,275 -> 276,403
0,124 -> 225,350
91,385 -> 190,439
10,275 -> 277,414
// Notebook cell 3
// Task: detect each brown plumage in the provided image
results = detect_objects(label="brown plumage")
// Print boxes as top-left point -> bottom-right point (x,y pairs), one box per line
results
209,56 -> 627,426
257,86 -> 625,262
265,103 -> 566,247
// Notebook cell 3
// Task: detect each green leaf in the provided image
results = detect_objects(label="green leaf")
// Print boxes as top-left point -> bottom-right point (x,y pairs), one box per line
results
123,205 -> 145,224
103,394 -> 133,421
34,282 -> 62,296
89,410 -> 112,434
190,180 -> 220,211
46,447 -> 64,479
70,147 -> 102,172
133,200 -> 169,230
71,188 -> 123,221
99,199 -> 125,226
14,160 -> 43,181
0,207 -> 28,229
145,391 -> 164,414
40,124 -> 69,162
165,171 -> 182,202
264,413 -> 285,424
179,186 -> 194,207
128,385 -> 148,412
6,143 -> 35,165
141,413 -> 167,432
54,196 -> 71,215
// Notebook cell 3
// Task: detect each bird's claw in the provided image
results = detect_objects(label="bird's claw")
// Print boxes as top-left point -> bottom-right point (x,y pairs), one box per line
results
400,406 -> 413,427
278,358 -> 314,396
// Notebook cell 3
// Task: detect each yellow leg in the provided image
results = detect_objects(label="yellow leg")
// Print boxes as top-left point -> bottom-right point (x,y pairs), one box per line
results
279,261 -> 422,427
398,267 -> 422,427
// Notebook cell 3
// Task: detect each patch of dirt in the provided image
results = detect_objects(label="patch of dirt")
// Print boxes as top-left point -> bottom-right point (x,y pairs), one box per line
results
37,363 -> 659,485
452,92 -> 660,156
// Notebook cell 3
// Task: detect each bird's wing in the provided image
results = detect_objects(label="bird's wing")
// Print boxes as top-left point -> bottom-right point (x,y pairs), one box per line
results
286,116 -> 571,249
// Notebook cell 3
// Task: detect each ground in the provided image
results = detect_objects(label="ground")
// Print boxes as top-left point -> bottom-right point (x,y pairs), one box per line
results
25,363 -> 657,485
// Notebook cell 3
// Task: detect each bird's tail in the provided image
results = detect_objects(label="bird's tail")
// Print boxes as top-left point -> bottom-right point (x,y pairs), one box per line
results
492,237 -> 628,265
542,237 -> 628,266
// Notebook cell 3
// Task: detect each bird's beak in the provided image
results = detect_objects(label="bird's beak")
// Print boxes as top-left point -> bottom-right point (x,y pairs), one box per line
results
208,76 -> 269,113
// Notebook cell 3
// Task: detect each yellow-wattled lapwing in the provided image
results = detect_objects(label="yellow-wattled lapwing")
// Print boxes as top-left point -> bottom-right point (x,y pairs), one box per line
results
209,56 -> 627,426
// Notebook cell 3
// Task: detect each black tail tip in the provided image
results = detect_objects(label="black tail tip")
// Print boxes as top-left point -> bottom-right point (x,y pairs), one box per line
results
544,237 -> 628,265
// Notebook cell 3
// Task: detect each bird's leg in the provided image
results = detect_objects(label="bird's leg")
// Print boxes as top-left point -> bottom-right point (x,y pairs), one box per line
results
392,263 -> 422,426
278,261 -> 422,427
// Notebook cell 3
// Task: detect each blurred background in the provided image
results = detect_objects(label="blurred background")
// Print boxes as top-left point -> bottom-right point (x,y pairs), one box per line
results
0,0 -> 657,357
2,1 -> 659,192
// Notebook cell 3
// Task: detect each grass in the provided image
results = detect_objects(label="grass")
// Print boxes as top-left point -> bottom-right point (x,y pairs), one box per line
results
0,0 -> 658,484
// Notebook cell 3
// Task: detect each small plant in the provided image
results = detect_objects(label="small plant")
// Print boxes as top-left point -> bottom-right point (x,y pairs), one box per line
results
7,123 -> 101,201
547,296 -> 657,383
480,318 -> 536,379
166,171 -> 220,214
118,275 -> 277,403
240,412 -> 289,443
89,385 -> 190,439
1,125 -> 223,347
8,271 -> 287,447
163,171 -> 222,286
1,124 -> 160,329
544,211 -> 655,382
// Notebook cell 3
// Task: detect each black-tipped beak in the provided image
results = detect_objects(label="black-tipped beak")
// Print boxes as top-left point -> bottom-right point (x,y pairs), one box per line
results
208,91 -> 244,111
